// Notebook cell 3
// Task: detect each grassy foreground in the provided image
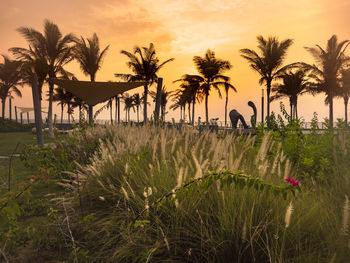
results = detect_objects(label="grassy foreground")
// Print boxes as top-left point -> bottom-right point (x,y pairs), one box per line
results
1,124 -> 350,262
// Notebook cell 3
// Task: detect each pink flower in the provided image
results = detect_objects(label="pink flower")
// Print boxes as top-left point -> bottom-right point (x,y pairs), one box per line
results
55,145 -> 60,149
285,177 -> 299,186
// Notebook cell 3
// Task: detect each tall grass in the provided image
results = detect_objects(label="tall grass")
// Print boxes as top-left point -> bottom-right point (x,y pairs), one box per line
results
56,125 -> 350,262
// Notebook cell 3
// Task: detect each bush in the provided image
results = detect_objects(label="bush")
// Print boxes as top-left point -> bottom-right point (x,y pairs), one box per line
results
0,117 -> 33,132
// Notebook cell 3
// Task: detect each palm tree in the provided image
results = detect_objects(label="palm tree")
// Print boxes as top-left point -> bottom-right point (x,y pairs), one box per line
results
270,69 -> 311,120
122,93 -> 134,122
150,86 -> 172,121
193,49 -> 231,124
115,43 -> 174,122
219,79 -> 237,127
303,35 -> 350,128
16,19 -> 76,137
340,68 -> 350,123
169,92 -> 186,122
132,93 -> 142,123
73,33 -> 109,123
174,75 -> 204,125
0,56 -> 22,118
52,86 -> 75,123
240,36 -> 294,119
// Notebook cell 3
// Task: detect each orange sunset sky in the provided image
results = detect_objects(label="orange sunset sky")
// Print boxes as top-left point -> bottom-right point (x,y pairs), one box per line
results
1,0 -> 350,123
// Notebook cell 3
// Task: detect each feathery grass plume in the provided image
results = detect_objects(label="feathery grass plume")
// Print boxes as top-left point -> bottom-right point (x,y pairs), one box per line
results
285,201 -> 293,228
255,132 -> 271,165
283,160 -> 291,179
123,176 -> 135,197
176,167 -> 184,188
159,226 -> 170,252
121,186 -> 129,201
160,130 -> 167,160
171,136 -> 177,154
341,195 -> 349,235
192,151 -> 202,179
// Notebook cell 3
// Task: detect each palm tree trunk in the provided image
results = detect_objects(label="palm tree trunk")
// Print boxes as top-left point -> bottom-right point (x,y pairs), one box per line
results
61,104 -> 63,124
344,97 -> 348,123
128,108 -> 130,122
205,93 -> 209,125
125,108 -> 127,122
192,99 -> 195,126
329,95 -> 334,128
48,79 -> 55,138
89,75 -> 95,124
295,99 -> 298,120
180,107 -> 182,122
143,84 -> 148,123
188,103 -> 191,123
137,106 -> 139,123
110,99 -> 113,124
31,74 -> 44,146
225,90 -> 228,127
289,98 -> 293,121
9,97 -> 12,120
68,103 -> 71,124
183,105 -> 186,122
266,82 -> 271,120
1,99 -> 5,119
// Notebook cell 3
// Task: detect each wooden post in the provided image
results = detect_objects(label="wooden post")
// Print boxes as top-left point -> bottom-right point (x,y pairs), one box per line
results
15,106 -> 17,122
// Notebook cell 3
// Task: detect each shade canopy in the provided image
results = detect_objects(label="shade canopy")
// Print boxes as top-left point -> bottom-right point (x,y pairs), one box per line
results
17,107 -> 34,113
50,79 -> 147,106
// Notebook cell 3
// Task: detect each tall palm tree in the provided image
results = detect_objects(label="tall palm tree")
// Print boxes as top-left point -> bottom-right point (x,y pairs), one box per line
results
132,93 -> 142,123
52,86 -> 75,123
303,35 -> 350,128
150,86 -> 172,121
174,74 -> 204,125
16,19 -> 76,137
169,92 -> 186,122
115,43 -> 174,122
340,68 -> 350,123
193,49 -> 231,124
73,33 -> 109,123
271,69 -> 311,120
122,93 -> 134,122
240,36 -> 294,120
218,79 -> 237,127
0,56 -> 22,118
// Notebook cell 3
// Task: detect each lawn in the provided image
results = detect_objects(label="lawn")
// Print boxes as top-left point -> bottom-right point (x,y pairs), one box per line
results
0,132 -> 38,193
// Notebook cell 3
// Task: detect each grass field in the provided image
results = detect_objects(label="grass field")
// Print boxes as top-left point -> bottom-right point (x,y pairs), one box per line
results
0,132 -> 38,193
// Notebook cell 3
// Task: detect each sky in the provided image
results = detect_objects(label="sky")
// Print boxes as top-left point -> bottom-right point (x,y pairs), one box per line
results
1,0 -> 350,124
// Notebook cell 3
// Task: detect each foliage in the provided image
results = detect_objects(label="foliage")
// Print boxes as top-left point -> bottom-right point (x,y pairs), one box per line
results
0,117 -> 33,132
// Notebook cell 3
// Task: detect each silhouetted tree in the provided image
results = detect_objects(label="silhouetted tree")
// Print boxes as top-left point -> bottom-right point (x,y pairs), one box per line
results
240,36 -> 293,119
115,43 -> 174,122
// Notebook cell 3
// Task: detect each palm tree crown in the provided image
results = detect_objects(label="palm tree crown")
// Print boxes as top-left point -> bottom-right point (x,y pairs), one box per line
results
271,69 -> 311,120
0,56 -> 22,118
303,35 -> 349,128
240,35 -> 294,120
193,49 -> 232,124
115,43 -> 174,122
73,33 -> 109,82
15,19 -> 76,137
